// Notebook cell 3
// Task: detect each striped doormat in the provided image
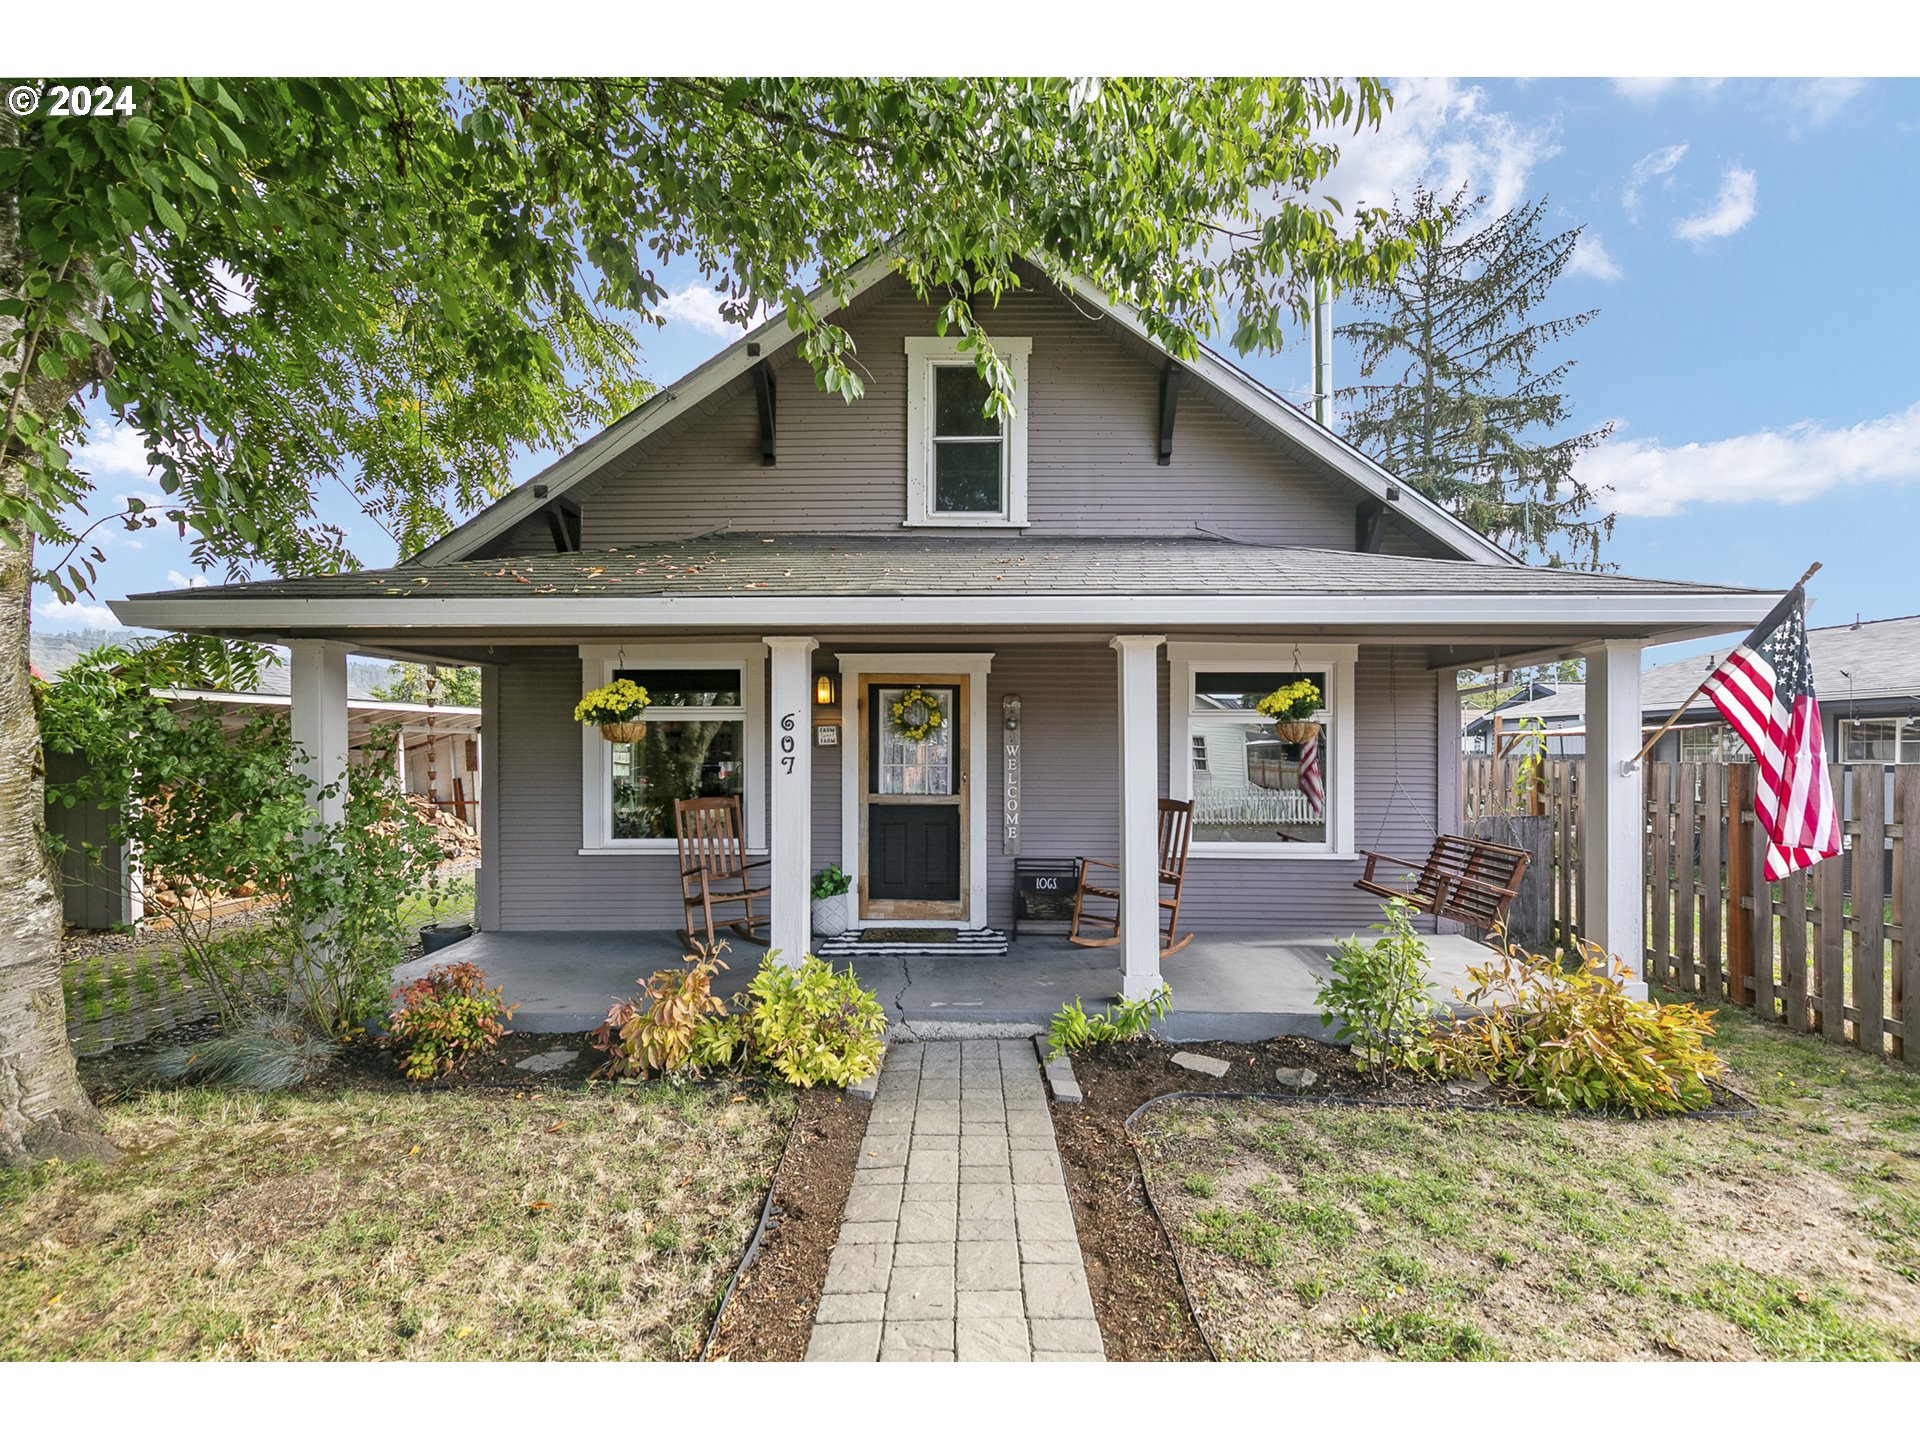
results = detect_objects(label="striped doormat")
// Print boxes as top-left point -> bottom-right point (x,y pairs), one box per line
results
814,927 -> 1010,958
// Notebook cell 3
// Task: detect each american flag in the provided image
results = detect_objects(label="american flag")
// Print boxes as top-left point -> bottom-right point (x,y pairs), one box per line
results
1701,587 -> 1841,881
1297,732 -> 1325,814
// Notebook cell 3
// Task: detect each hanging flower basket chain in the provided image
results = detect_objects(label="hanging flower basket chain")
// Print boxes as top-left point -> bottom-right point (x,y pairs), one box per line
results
888,686 -> 946,742
575,679 -> 651,743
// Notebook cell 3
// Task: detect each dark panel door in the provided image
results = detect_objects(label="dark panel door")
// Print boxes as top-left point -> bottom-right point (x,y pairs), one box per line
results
862,681 -> 964,916
866,804 -> 960,901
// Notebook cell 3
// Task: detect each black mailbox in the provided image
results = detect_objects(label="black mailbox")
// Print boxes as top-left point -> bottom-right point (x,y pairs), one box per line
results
1013,858 -> 1080,937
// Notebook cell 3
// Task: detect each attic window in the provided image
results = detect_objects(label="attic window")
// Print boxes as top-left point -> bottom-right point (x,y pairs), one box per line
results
904,336 -> 1030,527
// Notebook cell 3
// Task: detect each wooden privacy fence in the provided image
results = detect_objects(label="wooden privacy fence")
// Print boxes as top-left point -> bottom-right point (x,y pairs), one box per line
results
1461,755 -> 1918,1061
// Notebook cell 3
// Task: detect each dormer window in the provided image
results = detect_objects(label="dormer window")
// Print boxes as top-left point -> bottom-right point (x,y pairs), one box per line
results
904,335 -> 1030,527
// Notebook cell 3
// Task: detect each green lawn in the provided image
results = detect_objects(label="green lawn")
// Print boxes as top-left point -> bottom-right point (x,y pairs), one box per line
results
1135,996 -> 1920,1361
1,1080 -> 792,1360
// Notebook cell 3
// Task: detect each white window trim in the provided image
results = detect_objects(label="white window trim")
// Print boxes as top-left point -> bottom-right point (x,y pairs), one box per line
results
837,651 -> 994,930
1842,716 -> 1914,764
577,642 -> 768,854
903,335 -> 1031,528
1167,641 -> 1358,859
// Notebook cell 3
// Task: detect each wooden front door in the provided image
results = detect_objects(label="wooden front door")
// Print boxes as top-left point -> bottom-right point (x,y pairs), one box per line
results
860,676 -> 968,921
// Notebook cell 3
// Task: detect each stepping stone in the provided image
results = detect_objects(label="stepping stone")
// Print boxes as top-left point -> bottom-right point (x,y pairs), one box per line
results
1447,1075 -> 1491,1098
514,1048 -> 578,1074
1170,1051 -> 1231,1078
1275,1066 -> 1319,1091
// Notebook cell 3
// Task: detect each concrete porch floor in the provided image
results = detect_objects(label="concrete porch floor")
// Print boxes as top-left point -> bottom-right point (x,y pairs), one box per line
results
394,927 -> 1498,1042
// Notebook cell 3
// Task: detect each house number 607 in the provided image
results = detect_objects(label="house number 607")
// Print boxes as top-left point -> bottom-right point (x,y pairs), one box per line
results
779,712 -> 797,773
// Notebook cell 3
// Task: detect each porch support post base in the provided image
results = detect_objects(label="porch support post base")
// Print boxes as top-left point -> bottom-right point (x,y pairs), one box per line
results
1112,634 -> 1167,1001
766,636 -> 819,966
288,639 -> 352,828
1581,639 -> 1647,998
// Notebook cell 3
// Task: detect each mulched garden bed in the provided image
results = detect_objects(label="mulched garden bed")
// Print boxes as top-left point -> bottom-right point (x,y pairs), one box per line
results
1054,1034 -> 1754,1363
703,1088 -> 869,1362
1053,1034 -> 1393,1361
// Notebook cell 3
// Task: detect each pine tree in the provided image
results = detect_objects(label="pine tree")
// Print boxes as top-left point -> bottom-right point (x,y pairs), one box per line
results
1337,185 -> 1616,567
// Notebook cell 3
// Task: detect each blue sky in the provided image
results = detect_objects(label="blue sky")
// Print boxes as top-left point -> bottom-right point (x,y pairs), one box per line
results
39,77 -> 1920,667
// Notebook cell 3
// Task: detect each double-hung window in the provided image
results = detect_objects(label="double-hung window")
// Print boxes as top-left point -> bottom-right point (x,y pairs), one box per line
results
904,336 -> 1031,526
578,643 -> 767,853
1167,642 -> 1357,857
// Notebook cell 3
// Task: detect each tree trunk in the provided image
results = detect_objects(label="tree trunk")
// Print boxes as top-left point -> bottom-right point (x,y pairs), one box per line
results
0,512 -> 116,1167
0,109 -> 117,1167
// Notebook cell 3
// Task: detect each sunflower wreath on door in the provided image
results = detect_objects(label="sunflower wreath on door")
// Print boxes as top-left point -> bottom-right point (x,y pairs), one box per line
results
888,686 -> 947,742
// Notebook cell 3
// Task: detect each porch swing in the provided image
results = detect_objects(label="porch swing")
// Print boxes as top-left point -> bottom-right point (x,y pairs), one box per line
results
1353,651 -> 1532,936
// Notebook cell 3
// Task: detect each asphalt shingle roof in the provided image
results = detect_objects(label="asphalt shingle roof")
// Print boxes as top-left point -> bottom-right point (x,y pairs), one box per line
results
131,534 -> 1764,603
1641,613 -> 1920,709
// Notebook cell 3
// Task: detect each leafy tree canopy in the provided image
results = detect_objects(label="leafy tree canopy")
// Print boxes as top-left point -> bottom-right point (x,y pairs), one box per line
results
5,76 -> 1422,594
371,662 -> 481,708
1337,184 -> 1616,567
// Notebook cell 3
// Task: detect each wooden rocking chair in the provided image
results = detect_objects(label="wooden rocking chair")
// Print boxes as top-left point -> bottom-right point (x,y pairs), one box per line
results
675,796 -> 772,951
1354,834 -> 1530,935
1068,798 -> 1195,958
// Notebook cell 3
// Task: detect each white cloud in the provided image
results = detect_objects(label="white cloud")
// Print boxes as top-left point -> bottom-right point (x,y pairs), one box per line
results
1611,78 -> 1680,103
1622,143 -> 1688,221
1783,78 -> 1866,127
652,281 -> 763,337
1675,166 -> 1758,243
1579,400 -> 1920,518
33,598 -> 121,631
70,420 -> 155,479
1565,230 -> 1623,281
165,569 -> 208,589
1322,78 -> 1560,222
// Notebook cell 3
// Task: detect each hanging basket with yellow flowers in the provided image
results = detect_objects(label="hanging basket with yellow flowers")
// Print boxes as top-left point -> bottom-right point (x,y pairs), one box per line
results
1255,679 -> 1322,744
575,679 -> 651,743
887,686 -> 946,743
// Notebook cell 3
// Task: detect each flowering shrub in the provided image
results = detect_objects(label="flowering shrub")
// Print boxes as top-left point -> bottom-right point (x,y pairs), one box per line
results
387,962 -> 514,1081
574,679 -> 650,726
590,945 -> 731,1078
1255,678 -> 1321,722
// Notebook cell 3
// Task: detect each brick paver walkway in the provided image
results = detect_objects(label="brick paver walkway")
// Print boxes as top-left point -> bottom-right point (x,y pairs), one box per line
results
805,1038 -> 1105,1362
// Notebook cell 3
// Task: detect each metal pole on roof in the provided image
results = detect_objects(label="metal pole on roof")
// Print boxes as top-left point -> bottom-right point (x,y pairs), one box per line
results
1311,281 -> 1334,428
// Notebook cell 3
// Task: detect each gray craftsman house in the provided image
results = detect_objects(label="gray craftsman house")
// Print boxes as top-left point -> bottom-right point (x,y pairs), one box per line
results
114,259 -> 1775,1033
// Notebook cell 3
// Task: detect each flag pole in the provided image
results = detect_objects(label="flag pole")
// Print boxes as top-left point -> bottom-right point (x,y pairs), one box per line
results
1626,561 -> 1822,770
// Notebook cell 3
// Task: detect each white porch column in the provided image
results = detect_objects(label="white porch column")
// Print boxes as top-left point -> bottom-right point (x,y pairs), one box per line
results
765,637 -> 818,965
288,640 -> 352,828
1582,640 -> 1647,997
1112,634 -> 1167,1000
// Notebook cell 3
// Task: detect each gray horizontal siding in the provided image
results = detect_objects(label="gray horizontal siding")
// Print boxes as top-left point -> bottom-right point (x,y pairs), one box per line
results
489,640 -> 1437,939
576,273 -> 1440,555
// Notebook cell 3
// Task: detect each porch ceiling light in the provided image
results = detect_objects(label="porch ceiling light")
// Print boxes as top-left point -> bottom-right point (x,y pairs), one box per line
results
815,673 -> 836,706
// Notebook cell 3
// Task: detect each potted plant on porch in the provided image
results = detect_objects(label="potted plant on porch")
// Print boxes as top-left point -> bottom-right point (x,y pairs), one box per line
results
575,679 -> 651,742
811,863 -> 852,938
1256,678 -> 1323,744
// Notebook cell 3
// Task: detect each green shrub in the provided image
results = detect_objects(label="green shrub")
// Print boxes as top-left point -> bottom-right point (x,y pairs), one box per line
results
742,952 -> 887,1088
810,863 -> 851,899
1417,937 -> 1725,1114
1317,898 -> 1436,1083
150,1008 -> 338,1090
386,961 -> 514,1081
1046,985 -> 1171,1060
589,945 -> 732,1078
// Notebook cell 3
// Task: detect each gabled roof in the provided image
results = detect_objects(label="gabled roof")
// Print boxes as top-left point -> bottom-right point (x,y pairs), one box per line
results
1462,683 -> 1588,733
411,255 -> 1516,569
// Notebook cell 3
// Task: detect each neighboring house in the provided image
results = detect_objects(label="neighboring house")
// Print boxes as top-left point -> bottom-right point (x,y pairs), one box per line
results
1461,681 -> 1587,757
49,689 -> 481,929
1640,613 -> 1920,765
114,258 -> 1772,1008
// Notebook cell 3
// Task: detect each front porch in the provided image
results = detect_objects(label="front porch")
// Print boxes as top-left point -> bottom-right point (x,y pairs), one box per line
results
393,927 -> 1502,1042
